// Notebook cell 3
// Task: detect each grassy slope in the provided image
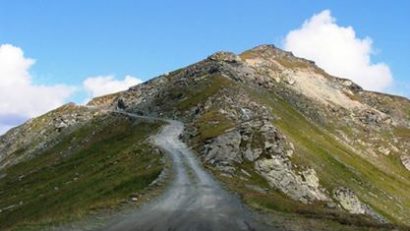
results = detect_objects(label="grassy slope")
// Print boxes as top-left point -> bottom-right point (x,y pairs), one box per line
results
0,114 -> 164,230
246,85 -> 410,226
3,71 -> 407,230
179,75 -> 409,229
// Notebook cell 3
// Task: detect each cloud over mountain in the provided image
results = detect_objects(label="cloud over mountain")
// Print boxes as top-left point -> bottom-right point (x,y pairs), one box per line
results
0,44 -> 74,134
83,75 -> 142,98
284,10 -> 393,92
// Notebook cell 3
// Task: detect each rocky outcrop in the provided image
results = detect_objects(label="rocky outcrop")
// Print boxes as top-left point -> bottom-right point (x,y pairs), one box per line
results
87,92 -> 120,107
356,109 -> 391,125
333,187 -> 386,223
256,157 -> 328,203
205,130 -> 242,164
333,187 -> 367,214
203,115 -> 330,204
208,51 -> 242,63
401,155 -> 410,171
204,119 -> 290,164
197,90 -> 328,203
0,103 -> 104,170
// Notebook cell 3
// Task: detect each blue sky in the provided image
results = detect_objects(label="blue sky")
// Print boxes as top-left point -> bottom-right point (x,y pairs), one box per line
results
0,1 -> 409,133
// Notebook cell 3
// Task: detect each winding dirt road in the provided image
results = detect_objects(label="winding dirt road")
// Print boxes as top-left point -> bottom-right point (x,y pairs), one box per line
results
99,118 -> 273,231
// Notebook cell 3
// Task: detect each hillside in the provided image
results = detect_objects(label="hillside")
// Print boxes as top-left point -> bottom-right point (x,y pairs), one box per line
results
1,45 -> 410,230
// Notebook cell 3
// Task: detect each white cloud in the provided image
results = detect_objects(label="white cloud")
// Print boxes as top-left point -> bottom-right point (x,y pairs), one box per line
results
0,44 -> 143,134
83,75 -> 142,98
0,44 -> 74,134
284,10 -> 393,92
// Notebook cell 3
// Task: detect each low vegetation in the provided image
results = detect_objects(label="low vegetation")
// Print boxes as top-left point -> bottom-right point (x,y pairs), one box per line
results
196,110 -> 235,140
177,74 -> 232,110
246,85 -> 410,226
0,114 -> 164,230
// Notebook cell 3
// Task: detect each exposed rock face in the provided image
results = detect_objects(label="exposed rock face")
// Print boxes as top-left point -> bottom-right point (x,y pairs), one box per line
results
208,51 -> 242,63
203,115 -> 330,204
205,130 -> 242,164
87,92 -> 120,107
401,155 -> 410,171
194,87 -> 328,203
333,187 -> 367,214
333,187 -> 386,223
204,119 -> 290,165
256,157 -> 328,203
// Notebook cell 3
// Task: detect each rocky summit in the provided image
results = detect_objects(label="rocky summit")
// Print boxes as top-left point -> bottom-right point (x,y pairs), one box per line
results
1,44 -> 410,230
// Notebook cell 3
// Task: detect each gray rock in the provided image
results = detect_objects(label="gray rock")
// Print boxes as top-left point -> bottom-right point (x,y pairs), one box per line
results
255,156 -> 328,203
401,155 -> 410,171
333,187 -> 387,223
204,131 -> 242,164
333,187 -> 366,214
243,148 -> 263,162
56,121 -> 68,130
208,51 -> 242,63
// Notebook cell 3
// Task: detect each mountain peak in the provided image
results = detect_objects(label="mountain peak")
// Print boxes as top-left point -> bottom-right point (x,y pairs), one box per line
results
207,51 -> 241,63
241,44 -> 315,66
247,44 -> 278,52
206,44 -> 303,65
1,43 -> 410,229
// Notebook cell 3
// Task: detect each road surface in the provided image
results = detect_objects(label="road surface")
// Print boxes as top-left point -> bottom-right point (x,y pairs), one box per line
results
99,118 -> 273,231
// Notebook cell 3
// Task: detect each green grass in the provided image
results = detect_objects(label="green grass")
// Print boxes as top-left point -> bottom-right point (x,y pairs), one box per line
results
196,110 -> 235,140
212,161 -> 396,230
245,85 -> 410,226
171,71 -> 410,227
177,74 -> 232,110
233,161 -> 301,213
170,71 -> 410,227
0,114 -> 164,230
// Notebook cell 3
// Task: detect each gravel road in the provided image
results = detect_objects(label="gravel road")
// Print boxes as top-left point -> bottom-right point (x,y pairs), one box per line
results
99,119 -> 273,231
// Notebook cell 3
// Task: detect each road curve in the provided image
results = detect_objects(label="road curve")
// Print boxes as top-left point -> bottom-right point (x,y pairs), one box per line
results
99,117 -> 273,231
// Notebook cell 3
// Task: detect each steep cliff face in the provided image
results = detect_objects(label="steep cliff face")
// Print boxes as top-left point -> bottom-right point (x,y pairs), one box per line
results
1,44 -> 409,229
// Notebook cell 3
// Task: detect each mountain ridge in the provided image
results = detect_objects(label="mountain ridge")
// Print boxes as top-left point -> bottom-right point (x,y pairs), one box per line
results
1,44 -> 410,230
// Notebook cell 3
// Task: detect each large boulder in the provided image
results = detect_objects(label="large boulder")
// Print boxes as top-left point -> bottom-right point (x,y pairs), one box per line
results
333,187 -> 387,223
333,187 -> 366,214
204,130 -> 242,164
208,51 -> 242,63
255,156 -> 328,203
